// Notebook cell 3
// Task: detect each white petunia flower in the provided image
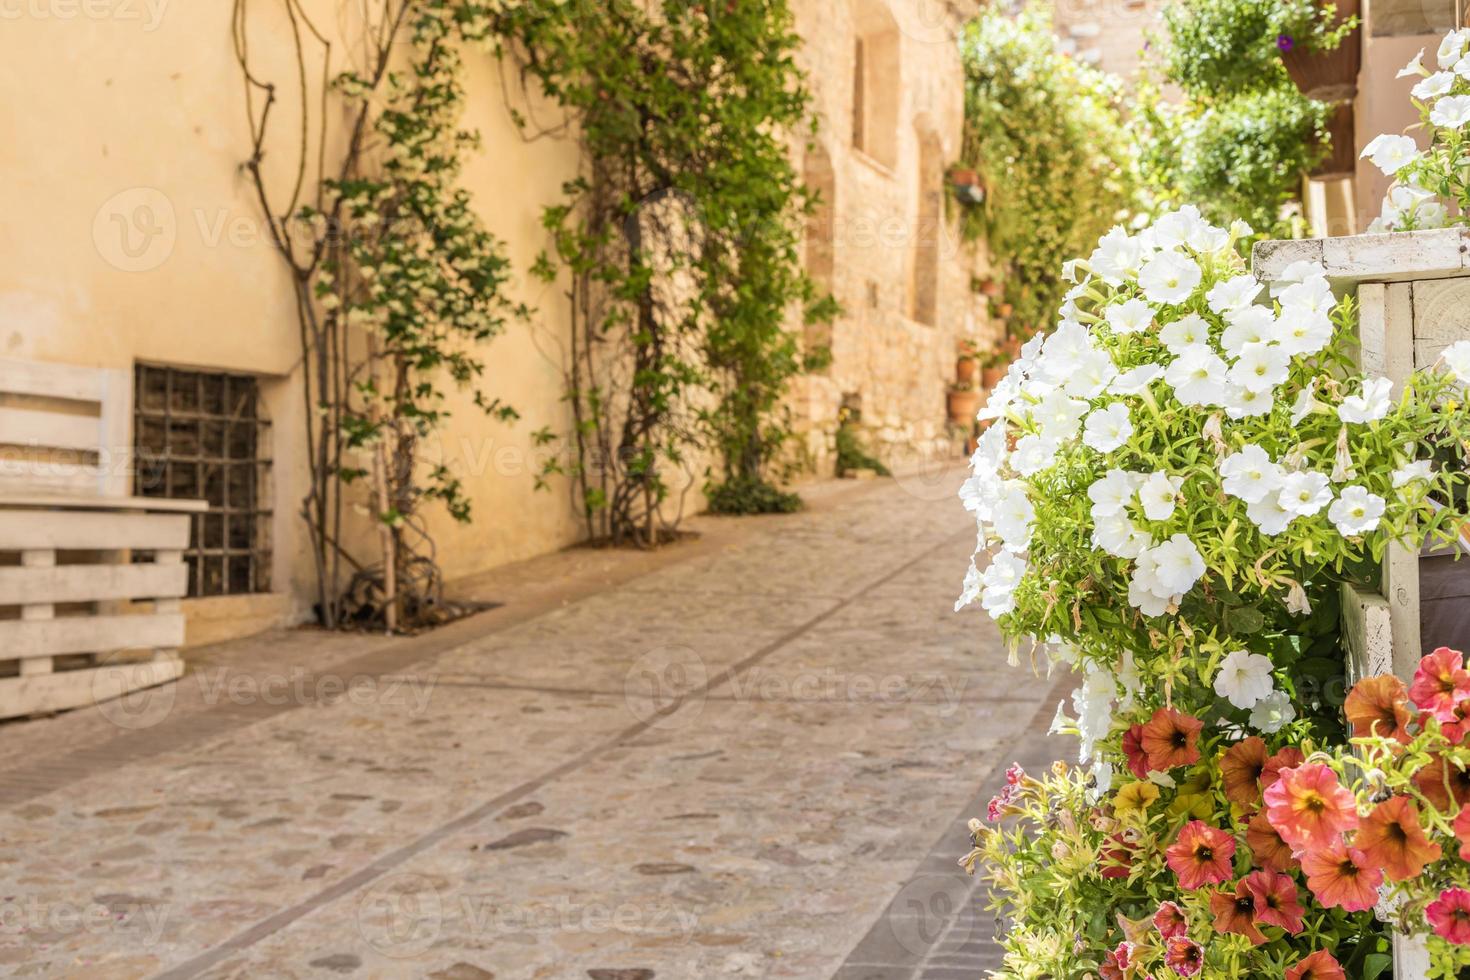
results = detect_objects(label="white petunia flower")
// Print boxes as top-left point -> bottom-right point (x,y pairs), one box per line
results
1269,259 -> 1328,298
1273,312 -> 1334,357
1456,52 -> 1470,79
1033,389 -> 1090,441
1090,225 -> 1154,285
1393,459 -> 1434,487
1139,471 -> 1183,521
1105,297 -> 1154,335
972,423 -> 1009,475
1221,307 -> 1276,357
1430,94 -> 1470,127
955,560 -> 982,612
1249,690 -> 1296,734
992,483 -> 1035,550
1065,348 -> 1119,400
1206,274 -> 1264,316
1279,276 -> 1337,319
1138,251 -> 1202,305
1413,72 -> 1456,100
1109,363 -> 1163,395
1442,340 -> 1470,383
1398,47 -> 1427,77
1222,383 -> 1274,419
1328,485 -> 1386,536
1148,533 -> 1206,595
980,550 -> 1027,618
1220,445 -> 1282,503
1290,380 -> 1318,424
1128,550 -> 1172,617
1338,376 -> 1394,424
1246,495 -> 1295,536
1278,470 -> 1333,517
1163,346 -> 1228,406
1229,342 -> 1291,393
1010,433 -> 1060,477
1158,313 -> 1210,354
1213,650 -> 1276,710
1082,402 -> 1133,453
1035,320 -> 1097,386
1092,510 -> 1150,559
1088,468 -> 1140,516
1360,133 -> 1421,175
1439,29 -> 1469,70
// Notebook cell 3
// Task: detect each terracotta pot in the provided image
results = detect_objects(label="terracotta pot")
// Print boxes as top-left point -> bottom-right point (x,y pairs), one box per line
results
996,302 -> 1013,318
947,389 -> 983,425
979,279 -> 1002,298
1003,335 -> 1022,356
1279,0 -> 1360,102
956,356 -> 978,385
1311,100 -> 1356,179
981,365 -> 1008,389
948,167 -> 980,185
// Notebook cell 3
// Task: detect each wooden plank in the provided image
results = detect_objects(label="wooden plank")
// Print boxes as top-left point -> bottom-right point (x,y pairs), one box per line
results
1254,229 -> 1469,284
0,657 -> 182,720
98,366 -> 131,498
1341,582 -> 1394,681
0,612 -> 184,659
0,461 -> 108,496
0,510 -> 190,551
1383,283 -> 1415,396
1411,277 -> 1470,370
0,494 -> 208,513
0,358 -> 107,403
1394,936 -> 1431,980
0,562 -> 187,605
1357,283 -> 1386,379
0,409 -> 99,452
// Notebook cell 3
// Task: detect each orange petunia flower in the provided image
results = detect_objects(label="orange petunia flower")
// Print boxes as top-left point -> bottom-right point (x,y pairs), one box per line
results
1219,736 -> 1268,806
1413,753 -> 1470,812
1453,805 -> 1470,861
1354,795 -> 1440,881
1122,722 -> 1150,779
1165,820 -> 1236,890
1245,869 -> 1304,934
1286,949 -> 1346,980
1343,674 -> 1414,743
1262,763 -> 1359,851
1164,936 -> 1204,977
1410,647 -> 1470,722
1153,900 -> 1188,940
1301,839 -> 1383,912
1209,879 -> 1266,944
1140,707 -> 1203,771
1260,746 -> 1305,791
1246,810 -> 1298,873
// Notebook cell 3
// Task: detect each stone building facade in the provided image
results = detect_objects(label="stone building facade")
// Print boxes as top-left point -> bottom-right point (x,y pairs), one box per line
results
1051,0 -> 1165,79
0,0 -> 987,643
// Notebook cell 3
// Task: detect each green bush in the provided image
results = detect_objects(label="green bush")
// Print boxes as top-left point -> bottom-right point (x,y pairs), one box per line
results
705,476 -> 804,516
1161,0 -> 1356,97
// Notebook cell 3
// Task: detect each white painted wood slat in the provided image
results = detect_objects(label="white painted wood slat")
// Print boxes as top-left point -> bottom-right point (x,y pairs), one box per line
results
0,409 -> 100,452
0,658 -> 183,721
0,510 -> 190,551
0,613 -> 184,659
0,358 -> 109,403
0,563 -> 188,605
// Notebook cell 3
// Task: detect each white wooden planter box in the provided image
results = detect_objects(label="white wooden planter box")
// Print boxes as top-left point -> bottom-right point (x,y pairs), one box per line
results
1256,228 -> 1470,979
0,358 -> 205,720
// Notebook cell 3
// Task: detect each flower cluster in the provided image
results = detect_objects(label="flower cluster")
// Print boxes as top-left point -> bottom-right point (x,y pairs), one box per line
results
1362,28 -> 1470,231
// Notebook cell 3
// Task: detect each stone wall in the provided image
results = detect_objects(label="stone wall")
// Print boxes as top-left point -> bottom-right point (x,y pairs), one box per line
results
1051,0 -> 1164,79
786,0 -> 996,476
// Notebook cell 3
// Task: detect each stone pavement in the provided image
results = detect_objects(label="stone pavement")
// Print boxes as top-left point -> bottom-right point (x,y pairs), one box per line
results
0,471 -> 1067,980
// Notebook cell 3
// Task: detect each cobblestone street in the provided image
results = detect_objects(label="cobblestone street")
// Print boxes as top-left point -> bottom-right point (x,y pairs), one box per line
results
0,472 -> 1065,980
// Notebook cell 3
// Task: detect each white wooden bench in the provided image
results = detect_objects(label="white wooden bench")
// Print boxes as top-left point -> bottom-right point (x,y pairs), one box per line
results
1257,228 -> 1470,980
0,358 -> 205,720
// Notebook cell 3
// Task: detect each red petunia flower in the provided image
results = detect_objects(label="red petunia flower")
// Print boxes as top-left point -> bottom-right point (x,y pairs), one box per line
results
1209,879 -> 1266,944
1219,736 -> 1268,807
1410,647 -> 1470,722
1263,763 -> 1359,851
1354,795 -> 1440,881
1414,753 -> 1470,811
1122,722 -> 1150,779
1165,820 -> 1236,890
1164,935 -> 1204,976
1153,899 -> 1188,940
1344,674 -> 1414,743
1428,887 -> 1470,946
1100,832 -> 1134,879
1245,869 -> 1304,933
1286,949 -> 1346,980
1442,698 -> 1470,745
1260,746 -> 1305,791
1453,805 -> 1470,861
1140,707 -> 1203,771
1246,810 -> 1298,873
1301,839 -> 1383,912
1099,940 -> 1136,980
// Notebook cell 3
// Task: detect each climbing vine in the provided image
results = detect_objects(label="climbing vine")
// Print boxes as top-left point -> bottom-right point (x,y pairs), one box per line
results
495,0 -> 833,543
233,0 -> 522,630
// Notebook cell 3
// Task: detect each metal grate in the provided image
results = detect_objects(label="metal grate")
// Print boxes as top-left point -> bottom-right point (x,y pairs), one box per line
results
133,364 -> 272,597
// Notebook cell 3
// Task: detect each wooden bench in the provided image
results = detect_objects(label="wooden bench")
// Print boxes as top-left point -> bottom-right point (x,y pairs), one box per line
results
0,358 -> 205,720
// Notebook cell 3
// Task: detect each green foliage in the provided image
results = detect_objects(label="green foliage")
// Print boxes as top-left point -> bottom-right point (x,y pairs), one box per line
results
1160,0 -> 1354,97
834,423 -> 889,477
496,0 -> 831,545
1138,84 -> 1327,238
704,476 -> 803,516
956,5 -> 1137,336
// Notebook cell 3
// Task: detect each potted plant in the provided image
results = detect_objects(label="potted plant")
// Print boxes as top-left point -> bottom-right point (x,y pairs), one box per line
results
949,166 -> 986,205
956,339 -> 980,385
1276,0 -> 1360,102
947,380 -> 983,426
979,348 -> 1010,389
972,276 -> 1003,298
